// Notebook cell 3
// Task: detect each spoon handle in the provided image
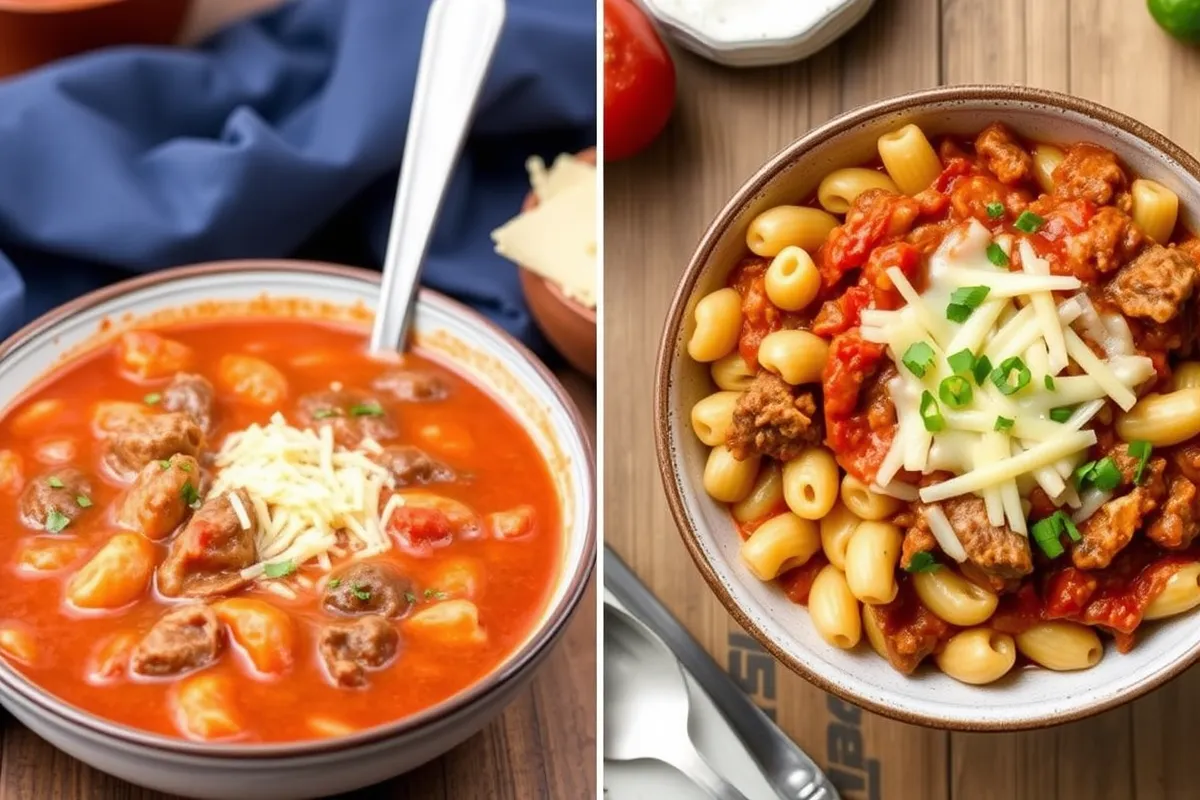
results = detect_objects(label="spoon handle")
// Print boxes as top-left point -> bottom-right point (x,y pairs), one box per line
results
369,0 -> 507,355
663,740 -> 752,800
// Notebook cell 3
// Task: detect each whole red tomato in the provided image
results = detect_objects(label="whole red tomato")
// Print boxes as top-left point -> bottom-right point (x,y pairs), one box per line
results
603,0 -> 676,161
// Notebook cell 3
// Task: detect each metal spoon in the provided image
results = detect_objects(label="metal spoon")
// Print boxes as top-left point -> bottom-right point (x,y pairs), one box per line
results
605,603 -> 751,800
369,0 -> 507,356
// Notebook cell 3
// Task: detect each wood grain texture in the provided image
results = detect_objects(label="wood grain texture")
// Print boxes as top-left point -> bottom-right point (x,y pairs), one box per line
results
604,1 -> 1200,799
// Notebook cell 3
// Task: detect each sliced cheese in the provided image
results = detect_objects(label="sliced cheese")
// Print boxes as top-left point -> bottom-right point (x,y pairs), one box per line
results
919,430 -> 1097,503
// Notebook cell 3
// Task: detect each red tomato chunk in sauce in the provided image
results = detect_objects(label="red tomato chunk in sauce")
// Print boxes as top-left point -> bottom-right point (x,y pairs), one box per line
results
0,319 -> 561,742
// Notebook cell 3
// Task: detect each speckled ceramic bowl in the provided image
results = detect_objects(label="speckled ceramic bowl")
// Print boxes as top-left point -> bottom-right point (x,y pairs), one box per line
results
0,261 -> 595,798
654,85 -> 1200,731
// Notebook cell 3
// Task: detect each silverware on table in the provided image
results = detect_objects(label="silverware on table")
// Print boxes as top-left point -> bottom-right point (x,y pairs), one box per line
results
605,546 -> 840,800
369,0 -> 506,355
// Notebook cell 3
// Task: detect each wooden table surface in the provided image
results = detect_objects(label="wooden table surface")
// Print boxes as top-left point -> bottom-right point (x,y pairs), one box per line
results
604,2 -> 1200,799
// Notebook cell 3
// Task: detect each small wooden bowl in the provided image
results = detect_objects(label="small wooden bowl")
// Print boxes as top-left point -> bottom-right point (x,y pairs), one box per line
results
0,0 -> 192,79
517,147 -> 597,379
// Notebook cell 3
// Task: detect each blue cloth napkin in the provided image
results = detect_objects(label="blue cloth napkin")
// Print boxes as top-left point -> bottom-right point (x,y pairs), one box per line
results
0,0 -> 596,359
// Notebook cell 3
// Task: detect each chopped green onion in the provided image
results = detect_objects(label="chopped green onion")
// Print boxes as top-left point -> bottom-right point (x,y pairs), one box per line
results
143,392 -> 161,405
994,416 -> 1015,432
313,408 -> 341,419
1014,210 -> 1046,233
158,459 -> 171,470
263,560 -> 296,579
990,356 -> 1032,395
919,391 -> 945,432
404,591 -> 417,604
1060,513 -> 1082,542
424,588 -> 448,600
179,461 -> 193,472
986,242 -> 1010,267
1073,460 -> 1097,489
1030,515 -> 1066,559
328,579 -> 342,589
46,476 -> 63,489
904,552 -> 942,573
1129,440 -> 1153,484
972,354 -> 993,386
948,349 -> 976,375
986,202 -> 1005,219
351,583 -> 372,601
75,495 -> 92,508
1090,457 -> 1122,492
45,509 -> 70,534
902,342 -> 936,378
1044,375 -> 1055,390
181,481 -> 201,509
939,375 -> 973,409
1049,406 -> 1073,423
350,403 -> 384,418
946,286 -> 991,323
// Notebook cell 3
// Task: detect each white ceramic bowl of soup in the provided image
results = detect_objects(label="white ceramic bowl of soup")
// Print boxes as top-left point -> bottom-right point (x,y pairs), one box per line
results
0,260 -> 595,798
654,85 -> 1200,730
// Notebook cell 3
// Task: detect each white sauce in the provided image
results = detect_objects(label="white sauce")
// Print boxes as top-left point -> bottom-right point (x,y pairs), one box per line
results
652,0 -> 849,43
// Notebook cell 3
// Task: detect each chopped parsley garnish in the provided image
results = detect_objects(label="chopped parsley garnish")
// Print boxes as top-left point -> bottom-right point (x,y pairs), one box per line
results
1129,440 -> 1153,484
986,242 -> 1010,267
350,403 -> 384,417
328,578 -> 342,589
919,390 -> 945,433
946,286 -> 991,323
75,495 -> 92,508
1049,406 -> 1073,423
947,349 -> 976,375
902,342 -> 936,378
939,375 -> 973,409
991,356 -> 1031,395
45,509 -> 70,533
986,202 -> 1005,219
994,416 -> 1015,432
1014,210 -> 1046,233
263,560 -> 296,579
1044,375 -> 1055,390
972,354 -> 993,386
1089,458 -> 1122,492
313,408 -> 341,419
46,476 -> 63,489
181,481 -> 201,509
351,583 -> 372,601
143,392 -> 161,405
904,551 -> 942,573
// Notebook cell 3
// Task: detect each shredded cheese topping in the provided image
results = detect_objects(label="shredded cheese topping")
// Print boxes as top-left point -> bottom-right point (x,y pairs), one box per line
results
209,413 -> 396,581
859,220 -> 1155,536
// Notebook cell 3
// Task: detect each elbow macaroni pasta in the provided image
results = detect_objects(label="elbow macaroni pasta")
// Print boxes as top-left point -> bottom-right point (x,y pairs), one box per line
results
710,352 -> 757,390
1014,621 -> 1103,671
687,288 -> 743,363
861,605 -> 888,660
1131,178 -> 1179,243
877,124 -> 942,195
817,168 -> 900,215
843,521 -> 902,605
839,474 -> 900,520
764,247 -> 821,311
746,205 -> 839,257
1115,388 -> 1200,446
819,502 -> 860,571
808,565 -> 861,649
1031,144 -> 1065,194
782,448 -> 839,520
756,330 -> 829,386
1143,562 -> 1200,620
935,629 -> 1017,685
912,568 -> 998,627
740,512 -> 821,581
704,445 -> 760,503
1174,361 -> 1200,390
732,462 -> 784,523
690,391 -> 741,447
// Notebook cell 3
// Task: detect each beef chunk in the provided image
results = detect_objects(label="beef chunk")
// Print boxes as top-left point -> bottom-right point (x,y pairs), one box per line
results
323,562 -> 414,618
1062,206 -> 1145,276
975,123 -> 1033,185
1146,475 -> 1200,550
318,615 -> 399,688
899,516 -> 936,570
376,445 -> 455,487
103,412 -> 203,482
928,496 -> 1032,582
372,370 -> 449,402
726,372 -> 821,462
1071,446 -> 1167,569
1106,245 -> 1199,324
949,175 -> 1031,222
162,373 -> 214,434
1052,143 -> 1131,209
116,454 -> 199,541
157,489 -> 257,598
296,389 -> 396,448
866,584 -> 952,675
1110,442 -> 1168,493
1174,441 -> 1200,485
19,467 -> 90,531
130,605 -> 222,677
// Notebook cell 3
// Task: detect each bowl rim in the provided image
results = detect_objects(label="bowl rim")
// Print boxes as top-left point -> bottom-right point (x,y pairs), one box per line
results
0,258 -> 597,757
652,83 -> 1200,732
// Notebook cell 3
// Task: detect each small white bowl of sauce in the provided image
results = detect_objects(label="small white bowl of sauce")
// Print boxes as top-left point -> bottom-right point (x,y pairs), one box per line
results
641,0 -> 876,68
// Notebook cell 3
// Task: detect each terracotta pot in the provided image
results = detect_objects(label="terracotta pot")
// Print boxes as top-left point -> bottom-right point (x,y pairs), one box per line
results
0,0 -> 192,79
517,147 -> 598,379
